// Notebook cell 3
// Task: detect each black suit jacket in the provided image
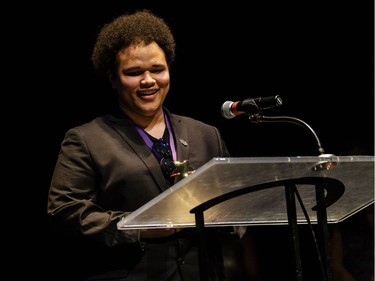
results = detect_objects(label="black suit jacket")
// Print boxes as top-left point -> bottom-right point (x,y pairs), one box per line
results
47,108 -> 231,280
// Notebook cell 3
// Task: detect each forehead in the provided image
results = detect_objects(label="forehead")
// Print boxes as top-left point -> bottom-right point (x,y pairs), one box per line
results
117,42 -> 167,65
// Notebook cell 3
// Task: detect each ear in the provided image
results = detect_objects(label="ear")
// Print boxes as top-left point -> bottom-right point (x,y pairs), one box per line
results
107,70 -> 117,89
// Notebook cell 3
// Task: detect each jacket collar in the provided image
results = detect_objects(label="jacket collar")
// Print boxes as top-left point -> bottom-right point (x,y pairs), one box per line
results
107,106 -> 191,189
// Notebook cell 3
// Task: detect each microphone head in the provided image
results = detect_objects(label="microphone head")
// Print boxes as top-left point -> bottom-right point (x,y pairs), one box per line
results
221,101 -> 236,119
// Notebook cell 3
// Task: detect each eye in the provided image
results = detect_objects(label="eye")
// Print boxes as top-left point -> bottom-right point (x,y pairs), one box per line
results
151,69 -> 163,74
125,71 -> 143,77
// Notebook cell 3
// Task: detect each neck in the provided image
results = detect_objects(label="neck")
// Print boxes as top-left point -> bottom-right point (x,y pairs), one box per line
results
143,113 -> 166,139
119,106 -> 166,139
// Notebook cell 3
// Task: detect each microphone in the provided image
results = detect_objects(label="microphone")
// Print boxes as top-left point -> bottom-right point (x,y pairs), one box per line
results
221,95 -> 283,119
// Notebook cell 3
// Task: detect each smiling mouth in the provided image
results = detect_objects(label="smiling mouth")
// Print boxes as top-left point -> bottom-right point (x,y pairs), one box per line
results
139,90 -> 158,96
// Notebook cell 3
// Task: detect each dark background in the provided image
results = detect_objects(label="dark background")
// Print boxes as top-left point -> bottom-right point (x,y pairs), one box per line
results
34,1 -> 374,157
41,1 -> 374,158
9,0 -> 373,279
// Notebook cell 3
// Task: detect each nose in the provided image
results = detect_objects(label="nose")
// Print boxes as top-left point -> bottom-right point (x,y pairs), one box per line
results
140,71 -> 155,87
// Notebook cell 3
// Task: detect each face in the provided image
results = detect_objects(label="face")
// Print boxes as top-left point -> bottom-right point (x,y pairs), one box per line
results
110,41 -> 170,122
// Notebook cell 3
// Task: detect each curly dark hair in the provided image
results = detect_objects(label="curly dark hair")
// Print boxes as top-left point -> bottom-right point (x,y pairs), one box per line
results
91,9 -> 176,77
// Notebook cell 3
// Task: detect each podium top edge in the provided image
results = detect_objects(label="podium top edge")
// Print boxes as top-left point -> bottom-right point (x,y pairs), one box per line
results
209,155 -> 374,164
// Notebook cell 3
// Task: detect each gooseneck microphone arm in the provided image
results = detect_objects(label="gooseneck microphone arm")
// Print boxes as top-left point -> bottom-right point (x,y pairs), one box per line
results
248,114 -> 326,155
221,96 -> 327,155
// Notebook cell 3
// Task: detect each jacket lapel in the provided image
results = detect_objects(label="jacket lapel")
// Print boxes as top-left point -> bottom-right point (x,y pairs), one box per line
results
107,115 -> 168,192
168,113 -> 190,163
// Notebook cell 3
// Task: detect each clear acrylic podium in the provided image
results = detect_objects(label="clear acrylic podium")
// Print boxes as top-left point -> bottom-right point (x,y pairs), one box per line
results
118,155 -> 374,281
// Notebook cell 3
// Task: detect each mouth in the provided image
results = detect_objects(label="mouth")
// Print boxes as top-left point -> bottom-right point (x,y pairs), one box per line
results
138,90 -> 158,97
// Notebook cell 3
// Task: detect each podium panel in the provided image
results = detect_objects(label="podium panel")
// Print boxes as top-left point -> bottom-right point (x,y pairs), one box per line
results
118,156 -> 374,230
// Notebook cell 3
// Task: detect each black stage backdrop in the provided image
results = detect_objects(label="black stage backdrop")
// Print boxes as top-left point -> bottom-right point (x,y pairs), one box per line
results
8,1 -> 373,280
36,1 -> 374,157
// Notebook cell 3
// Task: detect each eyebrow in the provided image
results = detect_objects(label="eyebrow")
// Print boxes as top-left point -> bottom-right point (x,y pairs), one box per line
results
124,64 -> 166,71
